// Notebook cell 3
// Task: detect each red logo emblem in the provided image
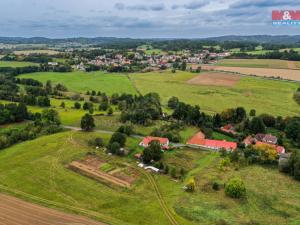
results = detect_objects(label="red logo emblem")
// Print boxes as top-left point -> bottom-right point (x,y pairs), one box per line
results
272,10 -> 300,20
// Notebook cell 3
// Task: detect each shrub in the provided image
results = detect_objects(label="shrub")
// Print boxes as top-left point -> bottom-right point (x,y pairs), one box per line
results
80,113 -> 95,131
108,142 -> 121,155
249,109 -> 256,117
259,114 -> 276,127
170,167 -> 177,178
185,177 -> 196,192
278,156 -> 290,173
293,91 -> 300,105
117,125 -> 134,136
164,165 -> 169,174
249,117 -> 266,134
107,107 -> 113,115
225,177 -> 246,198
215,219 -> 229,225
74,102 -> 81,109
167,96 -> 179,109
94,137 -> 104,147
212,181 -> 220,191
109,132 -> 126,147
142,141 -> 162,164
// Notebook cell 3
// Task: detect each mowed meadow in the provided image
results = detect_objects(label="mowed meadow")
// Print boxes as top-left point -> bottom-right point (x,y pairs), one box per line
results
20,71 -> 137,95
129,71 -> 300,116
19,70 -> 300,116
0,61 -> 38,67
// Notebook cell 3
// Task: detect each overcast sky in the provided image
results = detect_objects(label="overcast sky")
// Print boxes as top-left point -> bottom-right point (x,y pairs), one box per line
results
0,0 -> 299,38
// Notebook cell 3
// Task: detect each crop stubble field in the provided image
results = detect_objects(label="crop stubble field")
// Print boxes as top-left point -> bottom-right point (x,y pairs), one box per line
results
202,65 -> 300,81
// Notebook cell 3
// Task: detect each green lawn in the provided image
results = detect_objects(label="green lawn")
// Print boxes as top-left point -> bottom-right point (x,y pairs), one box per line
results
0,131 -> 177,225
0,61 -> 38,67
212,131 -> 236,142
129,71 -> 300,117
19,71 -> 137,95
14,49 -> 60,55
216,59 -> 289,69
17,69 -> 300,117
159,150 -> 300,225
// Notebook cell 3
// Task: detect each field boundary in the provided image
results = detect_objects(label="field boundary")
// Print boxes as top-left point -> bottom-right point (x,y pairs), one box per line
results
126,74 -> 142,95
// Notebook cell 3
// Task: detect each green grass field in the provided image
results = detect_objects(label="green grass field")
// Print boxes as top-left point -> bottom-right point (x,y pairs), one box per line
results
19,71 -> 138,95
129,71 -> 300,117
0,61 -> 38,67
0,131 -> 191,225
18,70 -> 300,117
170,161 -> 300,224
212,131 -> 236,142
216,59 -> 289,69
14,49 -> 60,55
0,98 -> 108,127
1,131 -> 298,224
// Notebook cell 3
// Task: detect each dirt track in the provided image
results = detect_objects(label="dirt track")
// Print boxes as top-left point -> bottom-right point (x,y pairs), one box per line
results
202,65 -> 300,81
187,72 -> 240,86
0,194 -> 105,225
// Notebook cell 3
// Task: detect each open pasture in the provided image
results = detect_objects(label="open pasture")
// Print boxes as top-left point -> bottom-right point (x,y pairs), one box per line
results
17,69 -> 300,116
129,71 -> 300,116
19,71 -> 137,95
0,61 -> 38,67
14,49 -> 60,55
165,156 -> 300,225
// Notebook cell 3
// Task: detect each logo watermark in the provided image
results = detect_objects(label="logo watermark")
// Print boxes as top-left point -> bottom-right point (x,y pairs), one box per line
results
272,10 -> 300,26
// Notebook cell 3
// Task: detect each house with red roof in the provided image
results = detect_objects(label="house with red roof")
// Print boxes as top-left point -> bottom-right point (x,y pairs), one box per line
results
139,136 -> 169,150
255,133 -> 277,145
220,124 -> 237,135
243,136 -> 285,154
187,132 -> 237,151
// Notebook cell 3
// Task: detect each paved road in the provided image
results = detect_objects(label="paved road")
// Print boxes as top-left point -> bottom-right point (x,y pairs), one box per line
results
62,125 -> 187,147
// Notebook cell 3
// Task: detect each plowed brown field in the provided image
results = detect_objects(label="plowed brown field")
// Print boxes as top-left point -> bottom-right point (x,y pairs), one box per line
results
0,194 -> 105,225
187,72 -> 240,86
202,65 -> 300,81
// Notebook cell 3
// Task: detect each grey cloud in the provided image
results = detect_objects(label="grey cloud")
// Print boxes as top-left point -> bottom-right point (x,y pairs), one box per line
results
231,0 -> 299,9
115,3 -> 125,10
115,3 -> 165,11
183,1 -> 208,9
171,1 -> 208,10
